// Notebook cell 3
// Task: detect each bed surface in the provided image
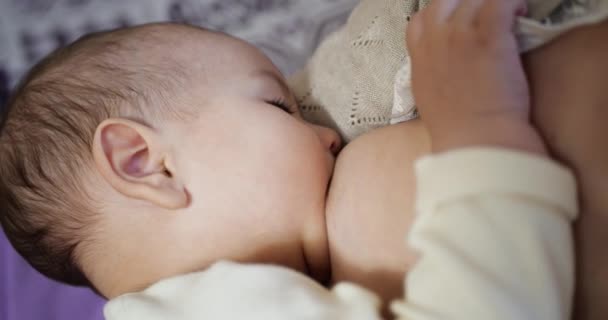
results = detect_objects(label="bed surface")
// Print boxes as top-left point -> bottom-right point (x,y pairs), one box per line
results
0,1 -> 357,319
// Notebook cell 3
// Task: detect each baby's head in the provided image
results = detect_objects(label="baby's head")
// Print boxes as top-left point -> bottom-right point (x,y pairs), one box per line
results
0,23 -> 340,298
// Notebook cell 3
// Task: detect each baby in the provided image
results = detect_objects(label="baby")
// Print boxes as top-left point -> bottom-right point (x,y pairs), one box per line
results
0,18 -> 531,302
0,23 -> 342,296
0,1 -> 601,318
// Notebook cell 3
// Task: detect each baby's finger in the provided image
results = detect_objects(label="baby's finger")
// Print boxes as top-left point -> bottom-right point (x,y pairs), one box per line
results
450,0 -> 484,26
425,0 -> 462,26
478,0 -> 526,35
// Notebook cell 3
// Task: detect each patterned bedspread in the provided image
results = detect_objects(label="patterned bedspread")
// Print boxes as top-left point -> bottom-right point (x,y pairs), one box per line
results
0,1 -> 357,320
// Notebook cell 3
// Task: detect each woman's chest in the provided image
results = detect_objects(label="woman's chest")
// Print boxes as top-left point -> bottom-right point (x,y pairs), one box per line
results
324,120 -> 430,303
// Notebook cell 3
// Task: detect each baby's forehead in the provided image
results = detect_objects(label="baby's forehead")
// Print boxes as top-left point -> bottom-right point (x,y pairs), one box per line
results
92,24 -> 281,100
132,26 -> 254,67
152,29 -> 277,78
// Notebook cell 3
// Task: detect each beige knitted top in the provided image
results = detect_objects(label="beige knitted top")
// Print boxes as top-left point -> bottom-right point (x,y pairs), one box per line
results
289,0 -> 608,142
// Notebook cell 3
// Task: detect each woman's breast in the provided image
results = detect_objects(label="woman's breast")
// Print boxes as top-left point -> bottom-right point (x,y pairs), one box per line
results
325,120 -> 431,304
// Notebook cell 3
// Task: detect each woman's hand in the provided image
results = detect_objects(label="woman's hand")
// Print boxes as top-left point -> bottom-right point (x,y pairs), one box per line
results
407,0 -> 547,155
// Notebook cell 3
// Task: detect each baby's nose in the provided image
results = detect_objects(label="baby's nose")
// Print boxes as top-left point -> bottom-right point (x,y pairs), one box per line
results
312,125 -> 343,156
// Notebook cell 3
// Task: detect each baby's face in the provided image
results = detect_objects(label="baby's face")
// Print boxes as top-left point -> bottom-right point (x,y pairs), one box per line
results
170,33 -> 342,280
88,27 -> 341,297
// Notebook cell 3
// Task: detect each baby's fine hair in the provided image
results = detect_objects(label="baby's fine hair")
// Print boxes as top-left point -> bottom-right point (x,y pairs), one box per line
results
0,23 -> 196,287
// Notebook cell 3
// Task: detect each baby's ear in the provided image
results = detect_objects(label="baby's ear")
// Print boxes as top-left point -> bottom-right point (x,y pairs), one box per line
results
93,118 -> 188,210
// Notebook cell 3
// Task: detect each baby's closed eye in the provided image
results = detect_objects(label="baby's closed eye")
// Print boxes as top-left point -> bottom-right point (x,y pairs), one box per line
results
266,98 -> 296,114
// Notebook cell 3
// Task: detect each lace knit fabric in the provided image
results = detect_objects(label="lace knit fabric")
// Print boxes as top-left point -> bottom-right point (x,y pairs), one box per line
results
289,0 -> 426,141
289,0 -> 608,142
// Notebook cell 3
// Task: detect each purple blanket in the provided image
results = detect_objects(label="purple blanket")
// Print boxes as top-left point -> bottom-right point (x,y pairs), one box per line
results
1,231 -> 105,320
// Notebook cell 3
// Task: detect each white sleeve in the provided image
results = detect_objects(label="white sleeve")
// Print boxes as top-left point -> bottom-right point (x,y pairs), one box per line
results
104,261 -> 383,320
392,148 -> 578,320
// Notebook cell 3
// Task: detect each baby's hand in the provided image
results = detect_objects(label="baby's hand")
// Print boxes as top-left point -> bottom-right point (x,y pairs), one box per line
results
408,0 -> 547,155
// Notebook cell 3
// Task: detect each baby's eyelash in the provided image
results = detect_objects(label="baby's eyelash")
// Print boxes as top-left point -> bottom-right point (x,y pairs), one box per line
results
266,98 -> 295,114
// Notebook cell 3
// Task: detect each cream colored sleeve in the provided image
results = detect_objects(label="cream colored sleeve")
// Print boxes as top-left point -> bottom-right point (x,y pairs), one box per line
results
392,148 -> 578,320
104,261 -> 383,320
